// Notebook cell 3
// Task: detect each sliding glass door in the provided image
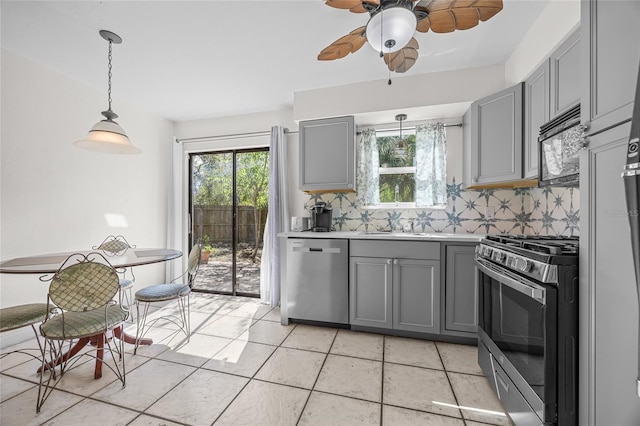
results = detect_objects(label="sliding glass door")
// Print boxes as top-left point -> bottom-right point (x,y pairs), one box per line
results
189,148 -> 269,297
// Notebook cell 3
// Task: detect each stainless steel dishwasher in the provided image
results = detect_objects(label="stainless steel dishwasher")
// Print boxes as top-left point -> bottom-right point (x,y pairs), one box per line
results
286,238 -> 348,324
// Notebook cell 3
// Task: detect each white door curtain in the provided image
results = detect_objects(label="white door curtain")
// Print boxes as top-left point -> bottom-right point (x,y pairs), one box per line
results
260,126 -> 289,306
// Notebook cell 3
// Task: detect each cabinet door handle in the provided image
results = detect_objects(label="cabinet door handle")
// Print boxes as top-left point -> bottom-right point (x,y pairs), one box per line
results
393,259 -> 399,265
387,259 -> 392,264
472,178 -> 478,184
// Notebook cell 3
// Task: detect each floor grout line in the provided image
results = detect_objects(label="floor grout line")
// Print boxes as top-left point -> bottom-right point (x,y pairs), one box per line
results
2,295 -> 509,426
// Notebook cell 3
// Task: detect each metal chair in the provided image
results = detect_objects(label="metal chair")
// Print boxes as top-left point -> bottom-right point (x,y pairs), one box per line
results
134,245 -> 201,354
0,303 -> 50,367
37,252 -> 129,412
94,235 -> 136,322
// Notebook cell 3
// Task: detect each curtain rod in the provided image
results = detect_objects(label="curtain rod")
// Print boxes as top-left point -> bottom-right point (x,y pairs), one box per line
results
175,128 -> 297,143
356,123 -> 462,135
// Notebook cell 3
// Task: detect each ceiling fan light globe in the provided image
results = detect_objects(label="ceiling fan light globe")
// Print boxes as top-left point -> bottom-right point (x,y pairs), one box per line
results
74,119 -> 141,154
366,7 -> 417,54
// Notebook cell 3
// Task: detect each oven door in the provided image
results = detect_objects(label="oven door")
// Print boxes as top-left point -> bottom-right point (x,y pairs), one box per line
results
476,257 -> 558,422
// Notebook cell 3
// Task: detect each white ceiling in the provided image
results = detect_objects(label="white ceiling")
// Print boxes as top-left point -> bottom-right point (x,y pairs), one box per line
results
1,0 -> 549,122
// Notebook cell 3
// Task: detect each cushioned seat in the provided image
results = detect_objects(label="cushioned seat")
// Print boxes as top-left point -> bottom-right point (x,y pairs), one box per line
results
135,283 -> 190,302
134,245 -> 200,354
40,304 -> 127,339
0,303 -> 49,332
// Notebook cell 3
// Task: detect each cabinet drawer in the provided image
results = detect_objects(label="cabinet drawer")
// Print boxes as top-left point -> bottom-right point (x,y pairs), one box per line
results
350,240 -> 440,260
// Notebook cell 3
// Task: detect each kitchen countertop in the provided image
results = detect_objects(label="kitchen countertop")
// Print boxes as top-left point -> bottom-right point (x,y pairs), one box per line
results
278,231 -> 484,243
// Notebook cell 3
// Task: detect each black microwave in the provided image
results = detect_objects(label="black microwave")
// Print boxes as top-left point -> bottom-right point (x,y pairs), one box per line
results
538,104 -> 584,187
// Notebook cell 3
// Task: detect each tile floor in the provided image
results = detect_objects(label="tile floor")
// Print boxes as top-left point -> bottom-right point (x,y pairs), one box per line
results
0,293 -> 513,426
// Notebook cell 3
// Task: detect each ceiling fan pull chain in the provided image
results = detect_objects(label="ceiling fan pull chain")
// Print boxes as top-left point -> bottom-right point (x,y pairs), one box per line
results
379,9 -> 384,58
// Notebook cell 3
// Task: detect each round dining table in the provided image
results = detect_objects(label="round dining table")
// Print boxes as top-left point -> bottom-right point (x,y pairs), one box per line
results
0,248 -> 182,378
0,248 -> 182,274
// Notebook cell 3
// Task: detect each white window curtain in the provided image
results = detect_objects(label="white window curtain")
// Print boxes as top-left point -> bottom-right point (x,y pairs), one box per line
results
260,126 -> 289,306
356,128 -> 380,206
415,123 -> 447,207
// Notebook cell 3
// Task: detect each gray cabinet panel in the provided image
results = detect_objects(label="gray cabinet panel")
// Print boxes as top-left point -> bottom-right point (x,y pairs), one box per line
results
393,259 -> 440,333
349,240 -> 439,332
349,257 -> 393,328
550,29 -> 581,118
524,60 -> 550,179
470,83 -> 524,185
582,0 -> 640,135
299,116 -> 356,192
580,122 -> 640,425
443,245 -> 478,335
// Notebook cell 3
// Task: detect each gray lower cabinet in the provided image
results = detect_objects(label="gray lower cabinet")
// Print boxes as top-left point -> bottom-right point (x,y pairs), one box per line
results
349,240 -> 440,333
524,59 -> 550,179
299,116 -> 356,192
581,0 -> 640,135
465,83 -> 524,187
549,28 -> 581,119
393,259 -> 440,333
442,244 -> 478,336
349,256 -> 393,329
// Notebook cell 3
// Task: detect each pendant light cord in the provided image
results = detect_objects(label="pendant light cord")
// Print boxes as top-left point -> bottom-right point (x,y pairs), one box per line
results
107,39 -> 113,112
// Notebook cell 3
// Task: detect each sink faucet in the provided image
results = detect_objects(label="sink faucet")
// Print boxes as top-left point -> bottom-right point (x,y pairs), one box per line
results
408,220 -> 415,233
388,218 -> 394,232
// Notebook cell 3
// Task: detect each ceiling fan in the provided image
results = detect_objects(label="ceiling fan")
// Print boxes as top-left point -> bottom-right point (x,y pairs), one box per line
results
318,0 -> 504,75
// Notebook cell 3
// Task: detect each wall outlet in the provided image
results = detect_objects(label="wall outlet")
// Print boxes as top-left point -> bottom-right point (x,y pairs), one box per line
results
485,206 -> 495,219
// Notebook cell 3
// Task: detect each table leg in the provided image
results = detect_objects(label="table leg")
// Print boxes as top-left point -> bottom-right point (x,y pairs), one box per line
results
38,337 -> 91,373
112,327 -> 152,346
94,334 -> 104,379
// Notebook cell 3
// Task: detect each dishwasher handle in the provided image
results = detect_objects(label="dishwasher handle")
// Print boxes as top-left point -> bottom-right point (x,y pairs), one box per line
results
292,247 -> 342,254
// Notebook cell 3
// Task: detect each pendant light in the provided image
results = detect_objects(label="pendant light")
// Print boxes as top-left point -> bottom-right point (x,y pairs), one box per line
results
393,113 -> 408,159
75,30 -> 141,154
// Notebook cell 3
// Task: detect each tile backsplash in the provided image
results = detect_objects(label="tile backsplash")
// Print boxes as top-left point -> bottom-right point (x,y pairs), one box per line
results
305,182 -> 579,236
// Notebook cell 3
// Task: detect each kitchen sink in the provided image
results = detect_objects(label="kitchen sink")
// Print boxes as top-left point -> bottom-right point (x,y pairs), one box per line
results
359,231 -> 429,237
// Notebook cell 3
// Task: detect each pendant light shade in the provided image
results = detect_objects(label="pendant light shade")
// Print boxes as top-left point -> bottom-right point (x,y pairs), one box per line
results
366,6 -> 417,54
75,30 -> 141,154
75,116 -> 141,154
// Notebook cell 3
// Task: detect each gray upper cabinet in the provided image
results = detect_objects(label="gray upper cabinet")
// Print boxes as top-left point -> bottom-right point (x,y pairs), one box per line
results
581,0 -> 640,136
550,29 -> 581,119
442,244 -> 478,336
524,59 -> 550,179
467,83 -> 524,186
299,116 -> 356,192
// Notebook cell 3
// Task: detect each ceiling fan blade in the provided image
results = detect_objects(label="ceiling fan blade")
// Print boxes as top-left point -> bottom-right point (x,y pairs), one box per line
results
325,0 -> 380,13
384,38 -> 419,73
415,0 -> 503,33
318,26 -> 367,61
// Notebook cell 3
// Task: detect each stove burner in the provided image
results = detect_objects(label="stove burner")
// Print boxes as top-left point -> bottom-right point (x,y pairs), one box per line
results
484,235 -> 578,255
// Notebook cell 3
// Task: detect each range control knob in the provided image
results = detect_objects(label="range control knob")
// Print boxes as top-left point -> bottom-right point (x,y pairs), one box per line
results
519,259 -> 532,272
493,251 -> 505,262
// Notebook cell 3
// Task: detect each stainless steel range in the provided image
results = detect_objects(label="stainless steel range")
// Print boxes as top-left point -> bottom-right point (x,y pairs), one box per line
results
475,235 -> 579,426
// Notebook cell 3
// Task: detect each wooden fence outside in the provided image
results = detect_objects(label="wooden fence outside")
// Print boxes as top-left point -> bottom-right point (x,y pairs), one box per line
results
193,205 -> 268,245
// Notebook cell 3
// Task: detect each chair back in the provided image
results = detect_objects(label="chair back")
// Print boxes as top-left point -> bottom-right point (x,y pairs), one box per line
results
93,235 -> 135,255
48,253 -> 120,312
186,245 -> 202,287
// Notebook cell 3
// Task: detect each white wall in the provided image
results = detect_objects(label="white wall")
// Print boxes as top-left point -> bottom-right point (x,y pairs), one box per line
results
0,49 -> 175,347
505,0 -> 581,84
294,64 -> 506,122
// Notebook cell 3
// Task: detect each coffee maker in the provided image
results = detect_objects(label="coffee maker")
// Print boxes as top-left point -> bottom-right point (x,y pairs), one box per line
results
310,202 -> 332,232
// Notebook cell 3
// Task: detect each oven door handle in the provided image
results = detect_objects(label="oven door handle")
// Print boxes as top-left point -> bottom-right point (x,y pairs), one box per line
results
475,258 -> 546,305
